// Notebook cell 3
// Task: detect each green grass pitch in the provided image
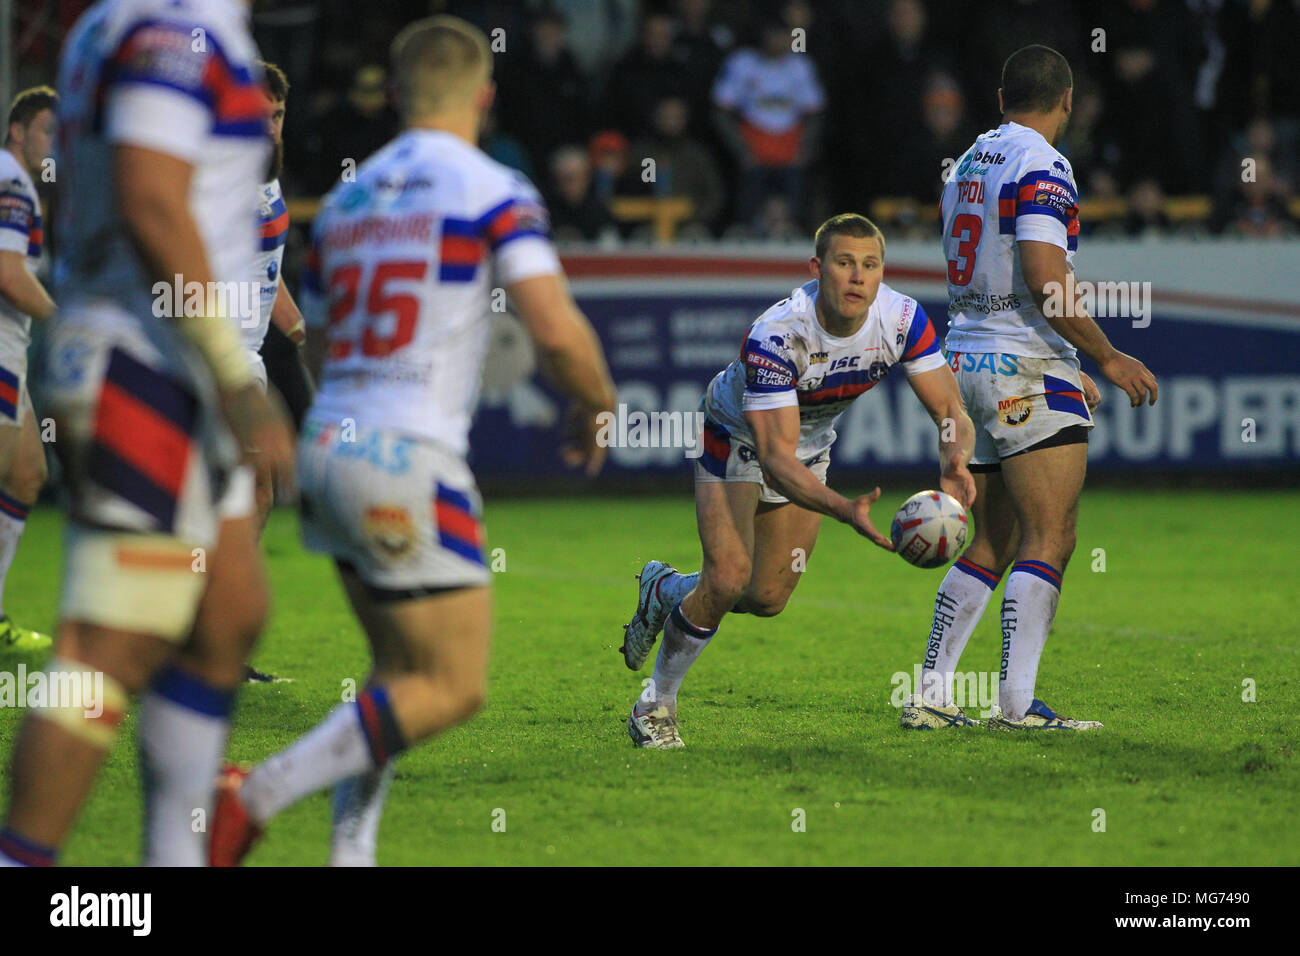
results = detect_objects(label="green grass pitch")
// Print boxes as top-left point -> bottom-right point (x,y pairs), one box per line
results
1,489 -> 1296,866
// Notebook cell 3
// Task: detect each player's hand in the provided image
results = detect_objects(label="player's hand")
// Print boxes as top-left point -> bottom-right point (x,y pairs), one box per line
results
844,487 -> 895,551
1098,350 -> 1158,407
1080,370 -> 1102,411
940,454 -> 976,510
559,403 -> 608,477
220,385 -> 296,492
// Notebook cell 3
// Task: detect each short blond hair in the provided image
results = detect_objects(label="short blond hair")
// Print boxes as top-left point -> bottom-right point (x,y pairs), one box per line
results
814,213 -> 886,261
391,15 -> 492,119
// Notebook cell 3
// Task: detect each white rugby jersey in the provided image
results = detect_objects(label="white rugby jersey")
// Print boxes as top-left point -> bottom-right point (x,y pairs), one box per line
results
703,279 -> 947,460
712,49 -> 825,133
301,128 -> 560,456
0,150 -> 43,346
243,178 -> 288,350
941,122 -> 1080,359
55,0 -> 268,326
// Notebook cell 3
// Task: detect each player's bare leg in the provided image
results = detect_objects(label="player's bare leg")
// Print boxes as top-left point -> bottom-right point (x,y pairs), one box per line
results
252,456 -> 274,537
989,441 -> 1100,729
139,511 -> 270,865
211,573 -> 490,865
327,568 -> 481,865
0,623 -> 168,864
733,498 -> 823,617
959,470 -> 1021,576
0,403 -> 50,649
629,480 -> 756,747
681,479 -> 759,627
905,469 -> 1020,726
241,453 -> 284,683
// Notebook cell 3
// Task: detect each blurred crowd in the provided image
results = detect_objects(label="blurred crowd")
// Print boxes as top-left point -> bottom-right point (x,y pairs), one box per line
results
18,0 -> 1300,240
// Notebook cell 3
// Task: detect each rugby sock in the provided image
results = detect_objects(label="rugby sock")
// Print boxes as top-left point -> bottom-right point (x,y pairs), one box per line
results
0,491 -> 32,617
640,603 -> 717,710
138,666 -> 235,867
241,686 -> 407,825
999,561 -> 1063,720
0,828 -> 56,867
656,570 -> 699,611
919,557 -> 1002,706
330,761 -> 397,867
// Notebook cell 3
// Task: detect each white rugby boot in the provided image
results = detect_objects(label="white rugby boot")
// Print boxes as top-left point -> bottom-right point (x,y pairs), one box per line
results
987,698 -> 1103,731
620,560 -> 677,671
627,704 -> 685,749
900,694 -> 980,729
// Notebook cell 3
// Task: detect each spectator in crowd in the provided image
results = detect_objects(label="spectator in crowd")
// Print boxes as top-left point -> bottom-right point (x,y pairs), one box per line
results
627,96 -> 726,235
496,10 -> 590,176
1228,155 -> 1296,237
1098,34 -> 1199,193
959,0 -> 1082,115
588,130 -> 634,203
547,145 -> 619,242
723,193 -> 801,241
602,11 -> 691,138
550,0 -> 641,81
1212,116 -> 1285,234
1255,0 -> 1300,192
181,0 -> 1300,241
1124,179 -> 1173,238
301,63 -> 398,195
480,108 -> 535,181
1181,0 -> 1255,192
889,71 -> 977,203
712,18 -> 825,229
672,0 -> 735,140
853,0 -> 952,201
1058,80 -> 1123,188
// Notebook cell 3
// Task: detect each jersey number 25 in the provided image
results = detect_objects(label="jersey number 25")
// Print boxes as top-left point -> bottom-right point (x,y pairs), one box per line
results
326,260 -> 429,359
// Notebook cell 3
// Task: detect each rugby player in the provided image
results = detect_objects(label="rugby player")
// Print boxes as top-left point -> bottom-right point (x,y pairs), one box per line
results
241,60 -> 307,684
621,213 -> 977,748
209,15 -> 616,866
903,44 -> 1157,732
0,87 -> 57,651
246,59 -> 306,531
0,0 -> 294,867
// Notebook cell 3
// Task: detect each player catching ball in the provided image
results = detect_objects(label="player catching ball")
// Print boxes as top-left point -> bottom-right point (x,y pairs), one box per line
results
903,44 -> 1157,732
620,213 -> 976,749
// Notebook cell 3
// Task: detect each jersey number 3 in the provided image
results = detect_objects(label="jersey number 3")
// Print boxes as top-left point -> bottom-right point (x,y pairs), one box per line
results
326,261 -> 429,359
947,213 -> 981,286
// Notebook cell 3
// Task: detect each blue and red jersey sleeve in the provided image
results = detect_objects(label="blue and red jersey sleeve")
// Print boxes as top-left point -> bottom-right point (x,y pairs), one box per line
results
1003,165 -> 1080,252
741,328 -> 799,399
897,302 -> 948,377
0,181 -> 36,256
438,175 -> 556,285
103,18 -> 268,157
